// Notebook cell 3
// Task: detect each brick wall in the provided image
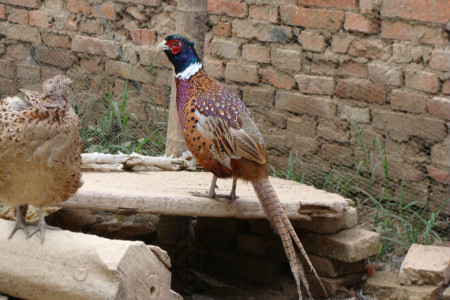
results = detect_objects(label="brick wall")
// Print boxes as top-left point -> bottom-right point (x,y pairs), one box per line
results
0,0 -> 448,211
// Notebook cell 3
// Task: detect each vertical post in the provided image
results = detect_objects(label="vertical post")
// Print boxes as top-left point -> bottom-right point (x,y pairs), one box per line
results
164,0 -> 207,157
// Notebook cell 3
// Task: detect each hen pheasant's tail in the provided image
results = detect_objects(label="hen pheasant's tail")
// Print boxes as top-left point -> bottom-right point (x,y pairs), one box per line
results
252,177 -> 326,300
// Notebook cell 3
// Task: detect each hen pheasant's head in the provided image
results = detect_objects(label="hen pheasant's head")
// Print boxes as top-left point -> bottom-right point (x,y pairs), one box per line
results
40,75 -> 73,110
158,35 -> 202,79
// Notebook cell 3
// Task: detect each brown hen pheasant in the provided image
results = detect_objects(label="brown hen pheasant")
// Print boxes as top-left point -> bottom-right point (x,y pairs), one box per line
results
159,35 -> 325,299
0,75 -> 83,243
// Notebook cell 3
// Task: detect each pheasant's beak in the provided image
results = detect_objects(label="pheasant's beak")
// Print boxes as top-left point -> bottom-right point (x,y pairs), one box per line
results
156,40 -> 169,51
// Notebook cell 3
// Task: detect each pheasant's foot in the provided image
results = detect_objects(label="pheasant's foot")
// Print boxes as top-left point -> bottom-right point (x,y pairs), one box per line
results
26,207 -> 61,244
8,206 -> 32,239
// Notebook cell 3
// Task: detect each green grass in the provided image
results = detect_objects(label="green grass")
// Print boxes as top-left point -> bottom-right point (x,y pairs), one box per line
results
271,122 -> 449,261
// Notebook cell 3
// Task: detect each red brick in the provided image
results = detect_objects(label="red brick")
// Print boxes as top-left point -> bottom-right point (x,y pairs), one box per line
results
381,20 -> 447,46
6,44 -> 27,60
79,20 -> 102,34
42,33 -> 71,49
295,75 -> 335,95
427,97 -> 450,120
338,60 -> 368,78
212,22 -> 231,37
211,39 -> 239,59
98,2 -> 117,20
241,85 -> 275,107
130,29 -> 156,45
7,8 -> 28,24
373,109 -> 446,141
344,12 -> 379,33
207,0 -> 248,18
426,166 -> 450,185
224,62 -> 259,84
126,6 -> 146,21
65,18 -> 78,31
336,79 -> 387,104
429,49 -> 450,72
105,60 -> 149,82
405,69 -> 440,94
443,80 -> 450,95
310,61 -> 337,75
360,0 -> 380,13
347,38 -> 391,60
331,34 -> 354,54
114,0 -> 158,5
260,67 -> 296,90
0,4 -> 5,20
390,90 -> 428,114
318,122 -> 349,143
72,35 -> 119,58
67,0 -> 91,14
242,44 -> 270,63
368,62 -> 402,86
276,91 -> 336,118
204,57 -> 224,79
34,47 -> 77,69
29,11 -> 52,28
298,0 -> 357,9
249,4 -> 278,23
4,24 -> 40,43
271,48 -> 301,71
280,6 -> 344,30
321,143 -> 353,166
232,19 -> 292,43
381,0 -> 450,25
0,0 -> 39,8
298,30 -> 326,52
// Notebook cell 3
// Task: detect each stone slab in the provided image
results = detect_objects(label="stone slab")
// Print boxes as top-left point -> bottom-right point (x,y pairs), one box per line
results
400,244 -> 450,286
365,272 -> 440,300
61,171 -> 350,220
308,254 -> 368,278
293,206 -> 357,233
301,227 -> 381,262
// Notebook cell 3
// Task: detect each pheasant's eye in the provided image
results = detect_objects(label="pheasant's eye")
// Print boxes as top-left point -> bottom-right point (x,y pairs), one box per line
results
171,44 -> 181,55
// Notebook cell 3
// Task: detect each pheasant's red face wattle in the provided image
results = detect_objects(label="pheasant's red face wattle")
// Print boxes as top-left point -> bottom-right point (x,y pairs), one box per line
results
167,39 -> 182,55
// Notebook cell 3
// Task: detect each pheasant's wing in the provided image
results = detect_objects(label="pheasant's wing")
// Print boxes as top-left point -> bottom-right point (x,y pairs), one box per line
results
194,83 -> 266,166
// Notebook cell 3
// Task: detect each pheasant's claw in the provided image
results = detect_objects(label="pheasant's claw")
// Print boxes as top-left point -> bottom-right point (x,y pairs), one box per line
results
8,220 -> 31,239
191,191 -> 216,199
26,206 -> 61,244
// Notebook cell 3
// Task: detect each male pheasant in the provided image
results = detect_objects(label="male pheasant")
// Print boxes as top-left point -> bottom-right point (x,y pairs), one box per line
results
159,35 -> 325,299
0,75 -> 83,243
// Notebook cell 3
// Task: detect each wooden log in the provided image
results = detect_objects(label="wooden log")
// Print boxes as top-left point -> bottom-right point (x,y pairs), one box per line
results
0,219 -> 181,300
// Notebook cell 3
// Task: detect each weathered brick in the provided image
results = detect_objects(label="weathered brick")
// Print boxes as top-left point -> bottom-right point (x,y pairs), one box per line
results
298,0 -> 357,9
16,63 -> 40,81
105,60 -> 149,82
405,69 -> 440,94
65,18 -> 78,31
310,61 -> 336,76
381,20 -> 447,46
67,0 -> 91,14
212,22 -> 231,37
203,57 -> 224,79
295,75 -> 335,95
249,4 -> 278,23
6,44 -> 27,60
344,12 -> 379,33
360,0 -> 381,13
3,24 -> 40,44
426,166 -> 450,185
0,0 -> 39,8
211,39 -> 239,59
294,207 -> 358,234
430,48 -> 450,72
72,35 -> 119,58
34,47 -> 76,69
130,29 -> 155,45
287,116 -> 316,138
428,97 -> 450,120
389,158 -> 424,181
338,103 -> 370,123
241,85 -> 275,107
291,136 -> 318,156
0,59 -> 15,79
271,48 -> 301,71
42,33 -> 70,50
298,30 -> 326,52
321,143 -> 353,166
114,0 -> 158,5
381,0 -> 450,25
98,2 -> 117,21
80,57 -> 103,73
390,90 -> 428,114
7,8 -> 28,24
276,91 -> 336,118
224,62 -> 259,83
318,122 -> 349,143
338,60 -> 368,78
236,233 -> 283,257
122,44 -> 138,64
331,33 -> 354,54
373,109 -> 446,141
79,20 -> 102,35
368,62 -> 402,87
280,6 -> 344,30
443,80 -> 450,95
29,11 -> 52,28
347,38 -> 391,60
139,46 -> 172,69
392,42 -> 432,64
232,19 -> 292,43
126,6 -> 146,21
207,0 -> 248,18
242,44 -> 270,63
336,79 -> 387,104
0,4 -> 5,20
307,254 -> 368,279
260,67 -> 296,90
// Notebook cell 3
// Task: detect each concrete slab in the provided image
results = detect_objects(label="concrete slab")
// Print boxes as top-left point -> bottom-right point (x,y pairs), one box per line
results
365,272 -> 440,300
293,207 -> 358,233
61,171 -> 350,220
301,227 -> 381,262
400,244 -> 450,286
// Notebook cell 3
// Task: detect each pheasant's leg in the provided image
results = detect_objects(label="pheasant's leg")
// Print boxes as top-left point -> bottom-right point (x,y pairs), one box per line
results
27,206 -> 61,244
192,176 -> 238,200
8,206 -> 30,239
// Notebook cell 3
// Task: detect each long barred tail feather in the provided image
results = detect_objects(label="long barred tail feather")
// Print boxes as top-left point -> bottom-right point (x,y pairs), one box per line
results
252,177 -> 328,300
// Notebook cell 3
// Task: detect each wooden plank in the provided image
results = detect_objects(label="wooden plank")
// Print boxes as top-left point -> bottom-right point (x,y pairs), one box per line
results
0,219 -> 181,300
